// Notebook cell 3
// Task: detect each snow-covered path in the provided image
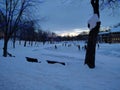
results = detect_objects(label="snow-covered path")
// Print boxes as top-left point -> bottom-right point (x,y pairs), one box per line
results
0,41 -> 120,90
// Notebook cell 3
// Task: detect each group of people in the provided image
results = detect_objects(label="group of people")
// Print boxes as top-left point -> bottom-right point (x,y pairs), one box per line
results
77,44 -> 87,51
54,42 -> 100,51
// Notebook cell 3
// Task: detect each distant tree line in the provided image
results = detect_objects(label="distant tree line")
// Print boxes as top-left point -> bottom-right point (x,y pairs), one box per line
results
58,33 -> 89,41
0,16 -> 59,45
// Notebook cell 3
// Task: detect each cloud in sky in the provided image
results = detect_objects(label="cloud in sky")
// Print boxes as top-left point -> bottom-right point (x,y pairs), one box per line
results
56,28 -> 89,36
36,0 -> 120,35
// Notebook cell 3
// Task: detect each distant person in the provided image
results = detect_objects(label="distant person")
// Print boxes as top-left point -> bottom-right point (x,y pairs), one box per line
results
65,43 -> 66,47
97,43 -> 99,49
68,44 -> 71,47
55,45 -> 57,49
82,46 -> 84,50
77,45 -> 80,50
84,44 -> 87,50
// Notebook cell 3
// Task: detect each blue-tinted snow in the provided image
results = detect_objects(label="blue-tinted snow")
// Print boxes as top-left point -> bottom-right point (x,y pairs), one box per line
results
0,40 -> 120,90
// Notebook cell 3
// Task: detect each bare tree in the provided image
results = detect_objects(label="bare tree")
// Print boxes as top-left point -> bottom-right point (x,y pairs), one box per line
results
62,0 -> 120,68
0,0 -> 37,57
84,0 -> 101,68
85,0 -> 120,68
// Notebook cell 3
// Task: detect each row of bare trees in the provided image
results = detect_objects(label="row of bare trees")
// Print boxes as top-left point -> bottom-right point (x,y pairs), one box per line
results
0,0 -> 42,57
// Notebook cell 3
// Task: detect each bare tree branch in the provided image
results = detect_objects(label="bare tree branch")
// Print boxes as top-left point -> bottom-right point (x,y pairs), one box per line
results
0,0 -> 41,57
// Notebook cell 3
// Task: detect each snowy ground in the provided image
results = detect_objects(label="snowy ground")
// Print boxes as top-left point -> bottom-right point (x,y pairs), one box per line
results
0,40 -> 120,90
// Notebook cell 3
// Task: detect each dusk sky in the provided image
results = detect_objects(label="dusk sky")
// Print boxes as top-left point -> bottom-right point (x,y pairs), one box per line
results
35,0 -> 120,36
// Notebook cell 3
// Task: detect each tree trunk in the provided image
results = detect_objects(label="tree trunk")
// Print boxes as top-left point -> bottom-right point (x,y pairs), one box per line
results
3,37 -> 9,57
19,40 -> 21,45
85,22 -> 100,68
13,31 -> 16,48
84,0 -> 101,68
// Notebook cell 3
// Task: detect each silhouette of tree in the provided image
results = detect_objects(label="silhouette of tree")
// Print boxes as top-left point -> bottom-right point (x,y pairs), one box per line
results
85,0 -> 120,68
0,0 -> 39,57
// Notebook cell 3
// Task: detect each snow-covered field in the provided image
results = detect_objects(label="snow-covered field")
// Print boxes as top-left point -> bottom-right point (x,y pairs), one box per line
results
0,40 -> 120,90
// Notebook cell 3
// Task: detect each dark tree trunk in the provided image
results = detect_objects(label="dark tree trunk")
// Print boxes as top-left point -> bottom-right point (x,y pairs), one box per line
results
84,0 -> 101,68
3,36 -> 9,57
85,22 -> 100,68
19,40 -> 21,45
13,31 -> 16,48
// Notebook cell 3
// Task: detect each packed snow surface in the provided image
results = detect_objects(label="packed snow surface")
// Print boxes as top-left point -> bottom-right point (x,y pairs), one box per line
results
0,40 -> 120,90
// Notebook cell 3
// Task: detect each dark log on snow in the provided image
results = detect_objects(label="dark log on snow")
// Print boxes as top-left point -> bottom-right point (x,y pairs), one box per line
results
7,52 -> 15,57
26,57 -> 40,63
46,60 -> 65,66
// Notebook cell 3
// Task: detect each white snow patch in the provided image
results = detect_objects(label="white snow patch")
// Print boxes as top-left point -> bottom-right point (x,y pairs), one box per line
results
88,14 -> 100,30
